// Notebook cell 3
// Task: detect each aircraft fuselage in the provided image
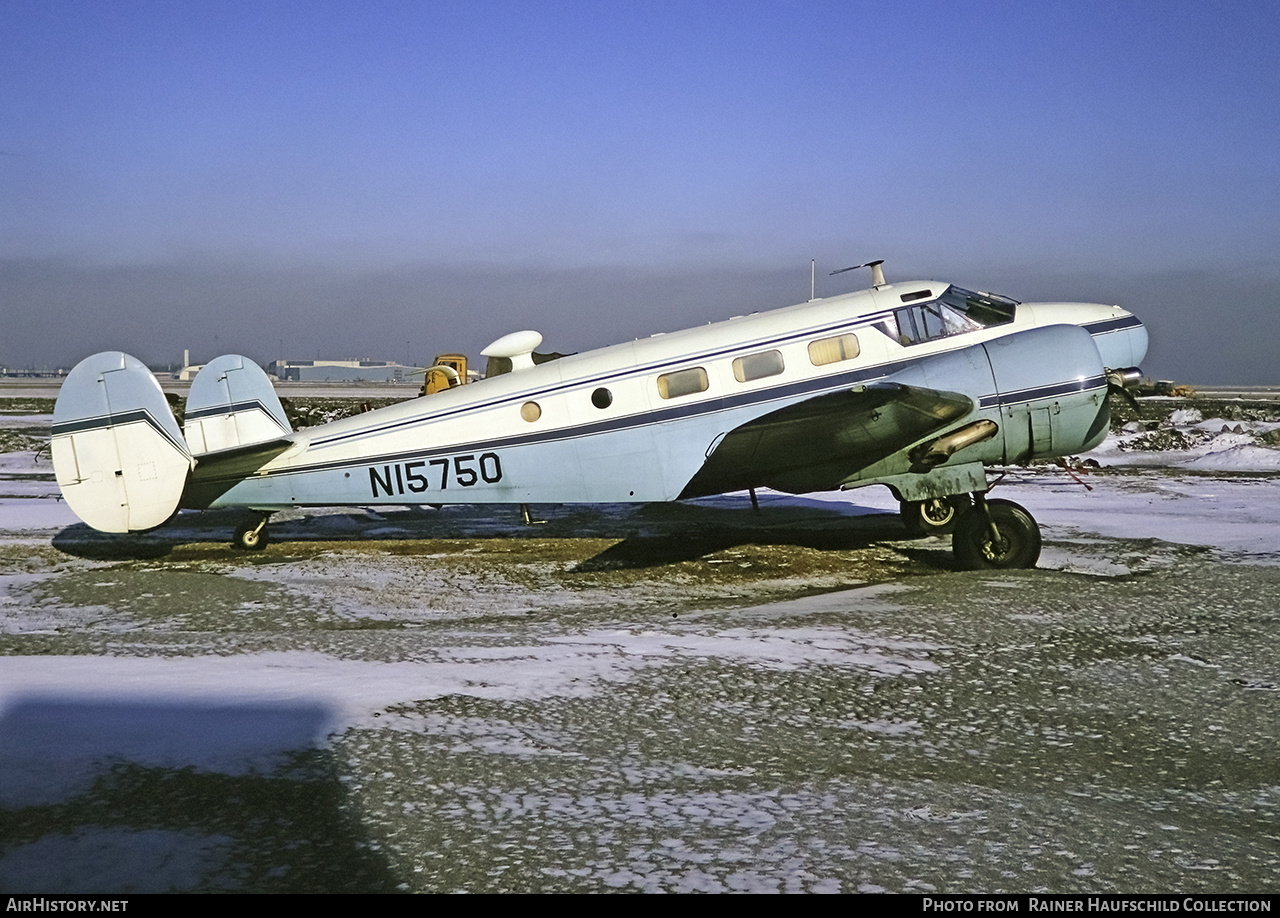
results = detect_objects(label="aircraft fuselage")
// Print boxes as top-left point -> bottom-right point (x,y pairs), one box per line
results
182,279 -> 1145,511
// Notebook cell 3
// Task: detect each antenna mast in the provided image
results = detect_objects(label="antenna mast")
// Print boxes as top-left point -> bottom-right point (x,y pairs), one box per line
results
830,259 -> 887,288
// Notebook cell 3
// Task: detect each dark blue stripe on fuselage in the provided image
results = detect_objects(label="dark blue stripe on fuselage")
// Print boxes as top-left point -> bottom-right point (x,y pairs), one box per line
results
978,376 -> 1107,409
204,355 -> 1103,486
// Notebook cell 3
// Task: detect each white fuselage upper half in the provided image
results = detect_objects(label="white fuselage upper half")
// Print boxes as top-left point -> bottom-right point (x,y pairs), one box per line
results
189,280 -> 1145,511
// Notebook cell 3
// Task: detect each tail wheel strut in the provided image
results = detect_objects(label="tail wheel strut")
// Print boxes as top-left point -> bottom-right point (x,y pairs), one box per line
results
233,514 -> 271,551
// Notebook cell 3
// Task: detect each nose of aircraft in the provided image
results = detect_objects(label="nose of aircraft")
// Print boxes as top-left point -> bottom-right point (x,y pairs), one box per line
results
1085,305 -> 1148,372
1024,301 -> 1147,372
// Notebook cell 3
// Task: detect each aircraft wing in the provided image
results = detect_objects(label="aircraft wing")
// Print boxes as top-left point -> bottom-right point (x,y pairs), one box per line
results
678,382 -> 973,498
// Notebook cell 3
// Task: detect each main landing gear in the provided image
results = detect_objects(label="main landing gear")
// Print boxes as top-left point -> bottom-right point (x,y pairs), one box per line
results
950,494 -> 1041,570
232,513 -> 272,551
902,492 -> 1041,570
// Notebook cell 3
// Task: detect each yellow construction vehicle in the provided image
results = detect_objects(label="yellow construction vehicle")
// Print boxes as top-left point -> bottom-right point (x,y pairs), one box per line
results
418,353 -> 469,396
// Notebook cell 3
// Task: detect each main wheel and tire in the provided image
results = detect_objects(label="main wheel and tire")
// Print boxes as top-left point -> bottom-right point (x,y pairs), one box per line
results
952,499 -> 1041,569
900,495 -> 972,536
233,517 -> 269,551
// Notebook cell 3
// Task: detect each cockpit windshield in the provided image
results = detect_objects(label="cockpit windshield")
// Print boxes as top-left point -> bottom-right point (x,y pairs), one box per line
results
886,285 -> 1019,346
940,286 -> 1019,328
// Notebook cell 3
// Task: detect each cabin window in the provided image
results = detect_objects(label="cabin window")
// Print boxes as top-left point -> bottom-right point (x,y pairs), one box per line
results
807,333 -> 860,366
656,367 -> 709,399
520,401 -> 542,422
732,350 -> 784,383
591,387 -> 613,409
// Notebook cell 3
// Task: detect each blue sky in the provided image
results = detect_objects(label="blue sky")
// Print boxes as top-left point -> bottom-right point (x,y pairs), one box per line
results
3,0 -> 1278,381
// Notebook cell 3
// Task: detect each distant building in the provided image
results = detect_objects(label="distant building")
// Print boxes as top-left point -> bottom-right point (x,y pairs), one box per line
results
0,365 -> 66,378
174,349 -> 205,381
267,358 -> 417,383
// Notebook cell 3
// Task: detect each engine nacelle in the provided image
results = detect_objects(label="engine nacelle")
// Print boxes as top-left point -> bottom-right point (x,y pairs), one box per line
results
980,324 -> 1111,463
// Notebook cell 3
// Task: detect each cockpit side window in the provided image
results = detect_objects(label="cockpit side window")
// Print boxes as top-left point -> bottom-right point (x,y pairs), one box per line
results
893,301 -> 979,346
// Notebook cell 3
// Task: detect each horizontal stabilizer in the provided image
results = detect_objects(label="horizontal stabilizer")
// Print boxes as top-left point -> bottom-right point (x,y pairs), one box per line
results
181,436 -> 297,509
184,355 -> 292,455
51,352 -> 192,533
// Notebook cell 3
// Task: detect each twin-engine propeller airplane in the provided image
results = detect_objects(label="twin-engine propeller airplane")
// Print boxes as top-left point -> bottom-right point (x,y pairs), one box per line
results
51,261 -> 1147,569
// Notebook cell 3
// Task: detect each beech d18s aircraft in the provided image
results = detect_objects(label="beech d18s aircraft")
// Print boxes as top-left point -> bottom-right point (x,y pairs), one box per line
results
51,261 -> 1147,569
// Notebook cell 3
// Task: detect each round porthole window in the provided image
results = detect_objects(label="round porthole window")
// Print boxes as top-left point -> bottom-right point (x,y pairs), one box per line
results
591,387 -> 613,409
520,401 -> 541,422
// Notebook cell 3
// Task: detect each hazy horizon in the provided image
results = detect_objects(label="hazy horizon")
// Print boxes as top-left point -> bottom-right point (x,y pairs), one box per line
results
3,1 -> 1278,383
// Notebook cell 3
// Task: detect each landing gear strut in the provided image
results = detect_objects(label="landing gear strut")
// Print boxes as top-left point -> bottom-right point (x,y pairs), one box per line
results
952,495 -> 1041,570
520,504 -> 546,525
232,513 -> 271,551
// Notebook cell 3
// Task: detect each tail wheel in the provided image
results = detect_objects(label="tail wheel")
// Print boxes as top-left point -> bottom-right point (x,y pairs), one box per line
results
953,498 -> 1041,570
233,516 -> 270,551
900,495 -> 972,536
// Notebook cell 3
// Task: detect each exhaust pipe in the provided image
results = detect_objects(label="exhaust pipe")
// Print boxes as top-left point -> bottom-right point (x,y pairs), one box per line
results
910,419 -> 999,470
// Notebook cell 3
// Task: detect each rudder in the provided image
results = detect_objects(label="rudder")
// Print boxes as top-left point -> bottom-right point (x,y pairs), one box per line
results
51,352 -> 193,533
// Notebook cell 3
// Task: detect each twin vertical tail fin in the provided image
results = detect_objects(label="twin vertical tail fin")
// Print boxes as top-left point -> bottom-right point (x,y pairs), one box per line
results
182,354 -> 291,455
52,353 -> 294,533
51,352 -> 193,533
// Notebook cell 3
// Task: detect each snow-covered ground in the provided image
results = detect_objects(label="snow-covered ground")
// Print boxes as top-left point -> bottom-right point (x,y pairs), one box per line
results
3,405 -> 1280,892
1092,405 -> 1280,473
3,406 -> 1279,752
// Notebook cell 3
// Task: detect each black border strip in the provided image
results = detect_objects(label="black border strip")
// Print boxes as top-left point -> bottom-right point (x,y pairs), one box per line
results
185,399 -> 289,427
51,408 -> 190,457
